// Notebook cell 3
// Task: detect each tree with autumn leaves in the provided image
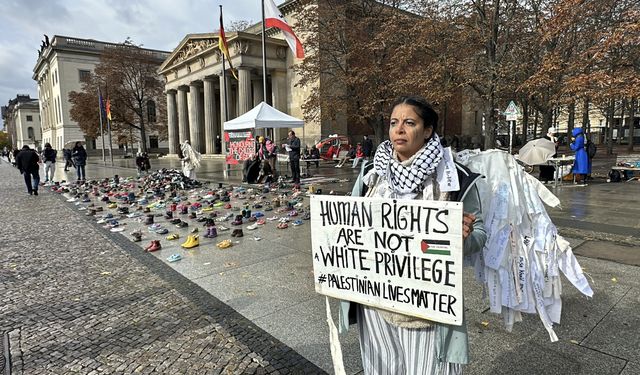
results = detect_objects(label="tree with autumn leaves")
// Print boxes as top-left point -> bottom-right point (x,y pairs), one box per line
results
294,0 -> 639,151
69,39 -> 167,153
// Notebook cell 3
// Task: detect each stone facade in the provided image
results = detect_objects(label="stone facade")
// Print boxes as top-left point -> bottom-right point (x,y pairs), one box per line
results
1,95 -> 41,149
32,36 -> 171,154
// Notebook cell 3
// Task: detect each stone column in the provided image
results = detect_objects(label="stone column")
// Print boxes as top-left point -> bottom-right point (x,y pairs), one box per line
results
177,86 -> 189,144
203,78 -> 219,154
271,70 -> 288,141
238,67 -> 252,115
252,79 -> 265,137
252,79 -> 264,106
219,73 -> 232,154
165,90 -> 179,154
188,82 -> 204,153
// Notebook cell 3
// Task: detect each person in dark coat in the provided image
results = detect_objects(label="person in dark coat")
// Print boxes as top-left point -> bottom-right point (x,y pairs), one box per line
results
63,148 -> 74,171
285,130 -> 301,184
16,145 -> 41,195
243,155 -> 262,184
362,134 -> 374,158
570,127 -> 590,184
71,142 -> 87,182
538,127 -> 558,183
42,142 -> 57,183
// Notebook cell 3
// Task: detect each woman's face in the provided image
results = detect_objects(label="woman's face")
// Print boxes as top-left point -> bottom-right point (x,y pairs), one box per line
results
389,104 -> 433,161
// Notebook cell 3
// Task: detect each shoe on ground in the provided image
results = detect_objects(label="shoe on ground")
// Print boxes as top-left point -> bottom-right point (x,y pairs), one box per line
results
167,253 -> 183,262
277,223 -> 289,229
217,225 -> 229,231
292,220 -> 303,226
216,239 -> 232,249
166,233 -> 180,240
181,234 -> 199,249
247,223 -> 258,230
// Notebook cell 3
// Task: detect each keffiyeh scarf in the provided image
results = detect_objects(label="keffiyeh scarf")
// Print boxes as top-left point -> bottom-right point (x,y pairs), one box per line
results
373,135 -> 443,194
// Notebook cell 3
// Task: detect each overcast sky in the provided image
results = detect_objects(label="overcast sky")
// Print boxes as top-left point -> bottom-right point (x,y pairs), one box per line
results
0,0 -> 268,129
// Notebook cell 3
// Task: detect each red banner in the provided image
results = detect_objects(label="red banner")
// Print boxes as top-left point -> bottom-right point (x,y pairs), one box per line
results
225,131 -> 255,165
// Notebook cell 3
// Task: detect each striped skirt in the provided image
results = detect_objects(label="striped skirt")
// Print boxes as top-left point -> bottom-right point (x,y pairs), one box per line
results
357,305 -> 463,375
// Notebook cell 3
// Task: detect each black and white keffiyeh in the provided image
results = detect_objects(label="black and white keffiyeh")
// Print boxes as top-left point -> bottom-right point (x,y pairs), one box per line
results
373,135 -> 443,194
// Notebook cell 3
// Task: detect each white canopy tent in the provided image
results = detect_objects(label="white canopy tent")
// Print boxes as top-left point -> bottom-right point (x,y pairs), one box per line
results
223,101 -> 304,131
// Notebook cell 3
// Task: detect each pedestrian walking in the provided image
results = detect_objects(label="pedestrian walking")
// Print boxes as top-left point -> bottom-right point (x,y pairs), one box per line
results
71,142 -> 87,182
63,148 -> 74,171
284,130 -> 301,184
570,127 -> 590,184
15,145 -> 41,195
41,142 -> 57,184
340,95 -> 486,374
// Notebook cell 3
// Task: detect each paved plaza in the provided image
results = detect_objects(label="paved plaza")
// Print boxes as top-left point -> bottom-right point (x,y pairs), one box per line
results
1,155 -> 639,374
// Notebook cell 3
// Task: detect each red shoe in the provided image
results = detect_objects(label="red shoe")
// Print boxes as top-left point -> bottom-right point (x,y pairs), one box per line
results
145,240 -> 162,252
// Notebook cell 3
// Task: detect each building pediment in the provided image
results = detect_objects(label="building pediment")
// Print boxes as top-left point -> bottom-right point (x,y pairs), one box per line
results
159,33 -> 219,73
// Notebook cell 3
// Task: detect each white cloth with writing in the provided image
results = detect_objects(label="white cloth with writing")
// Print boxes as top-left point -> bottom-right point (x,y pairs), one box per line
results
458,149 -> 593,342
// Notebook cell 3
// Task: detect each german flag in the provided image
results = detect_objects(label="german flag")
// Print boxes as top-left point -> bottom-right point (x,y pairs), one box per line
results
218,6 -> 238,80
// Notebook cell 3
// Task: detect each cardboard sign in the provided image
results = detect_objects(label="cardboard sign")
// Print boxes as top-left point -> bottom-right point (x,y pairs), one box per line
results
225,131 -> 254,165
311,195 -> 464,325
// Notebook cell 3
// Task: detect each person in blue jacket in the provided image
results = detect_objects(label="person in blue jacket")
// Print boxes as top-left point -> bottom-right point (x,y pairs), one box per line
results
570,128 -> 590,184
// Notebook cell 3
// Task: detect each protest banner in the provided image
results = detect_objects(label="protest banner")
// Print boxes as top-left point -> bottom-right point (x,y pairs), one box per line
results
311,195 -> 464,325
225,131 -> 254,165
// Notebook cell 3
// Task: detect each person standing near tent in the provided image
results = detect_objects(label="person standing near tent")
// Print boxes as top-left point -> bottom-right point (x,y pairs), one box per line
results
284,130 -> 301,184
181,140 -> 201,180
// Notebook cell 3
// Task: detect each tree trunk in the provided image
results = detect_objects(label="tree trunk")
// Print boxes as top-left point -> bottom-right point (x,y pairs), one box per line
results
567,102 -> 575,139
607,98 -> 615,155
138,105 -> 147,152
618,98 -> 627,145
483,101 -> 496,151
542,107 -> 553,135
522,101 -> 529,141
582,98 -> 590,129
628,98 -> 636,153
533,109 -> 539,139
368,114 -> 385,146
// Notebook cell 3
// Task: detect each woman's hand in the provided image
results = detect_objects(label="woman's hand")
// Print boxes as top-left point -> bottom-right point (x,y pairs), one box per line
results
463,213 -> 476,240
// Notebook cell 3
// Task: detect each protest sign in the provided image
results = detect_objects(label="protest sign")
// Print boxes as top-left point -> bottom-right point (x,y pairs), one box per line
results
225,131 -> 254,165
311,195 -> 464,325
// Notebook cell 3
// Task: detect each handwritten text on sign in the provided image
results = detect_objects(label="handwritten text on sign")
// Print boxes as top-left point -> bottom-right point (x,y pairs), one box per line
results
310,195 -> 464,325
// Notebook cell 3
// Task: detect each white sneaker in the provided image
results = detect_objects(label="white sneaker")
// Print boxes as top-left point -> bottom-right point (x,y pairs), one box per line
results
247,223 -> 258,230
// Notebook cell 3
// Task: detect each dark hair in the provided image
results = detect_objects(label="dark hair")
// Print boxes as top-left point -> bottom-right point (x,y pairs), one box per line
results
289,130 -> 295,136
391,96 -> 438,133
44,143 -> 51,148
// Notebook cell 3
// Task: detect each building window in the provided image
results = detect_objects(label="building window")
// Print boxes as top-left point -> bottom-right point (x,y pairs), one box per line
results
28,127 -> 35,139
58,97 -> 63,123
147,100 -> 156,122
149,136 -> 159,149
78,69 -> 91,82
26,115 -> 33,122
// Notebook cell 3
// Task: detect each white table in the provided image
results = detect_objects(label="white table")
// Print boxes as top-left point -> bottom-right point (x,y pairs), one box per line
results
547,156 -> 576,188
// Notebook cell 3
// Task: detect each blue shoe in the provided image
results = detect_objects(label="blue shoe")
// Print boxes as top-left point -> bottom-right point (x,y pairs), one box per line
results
292,220 -> 303,226
167,254 -> 182,262
156,228 -> 169,235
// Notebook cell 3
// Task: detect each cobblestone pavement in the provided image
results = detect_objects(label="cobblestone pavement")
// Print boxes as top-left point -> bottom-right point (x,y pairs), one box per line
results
0,160 -> 325,374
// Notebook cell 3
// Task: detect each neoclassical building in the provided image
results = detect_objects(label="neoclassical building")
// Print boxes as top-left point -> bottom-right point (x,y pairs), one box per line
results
160,32 -> 298,156
33,35 -> 170,153
160,0 -> 320,157
1,95 -> 42,149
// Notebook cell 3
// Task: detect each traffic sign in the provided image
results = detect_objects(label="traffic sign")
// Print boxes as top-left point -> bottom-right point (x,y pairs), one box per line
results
504,101 -> 520,116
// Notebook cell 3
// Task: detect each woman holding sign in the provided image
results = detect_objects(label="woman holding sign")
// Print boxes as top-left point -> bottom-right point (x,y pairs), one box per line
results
339,96 -> 486,374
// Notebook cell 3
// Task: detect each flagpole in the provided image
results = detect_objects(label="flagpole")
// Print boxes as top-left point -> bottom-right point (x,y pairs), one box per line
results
107,118 -> 114,165
261,0 -> 267,103
97,89 -> 106,163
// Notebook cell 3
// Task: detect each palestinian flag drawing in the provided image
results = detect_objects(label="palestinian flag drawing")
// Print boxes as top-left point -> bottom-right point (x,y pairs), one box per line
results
421,239 -> 451,255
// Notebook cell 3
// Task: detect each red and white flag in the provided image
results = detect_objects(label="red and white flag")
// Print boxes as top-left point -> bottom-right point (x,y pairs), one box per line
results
264,0 -> 305,59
